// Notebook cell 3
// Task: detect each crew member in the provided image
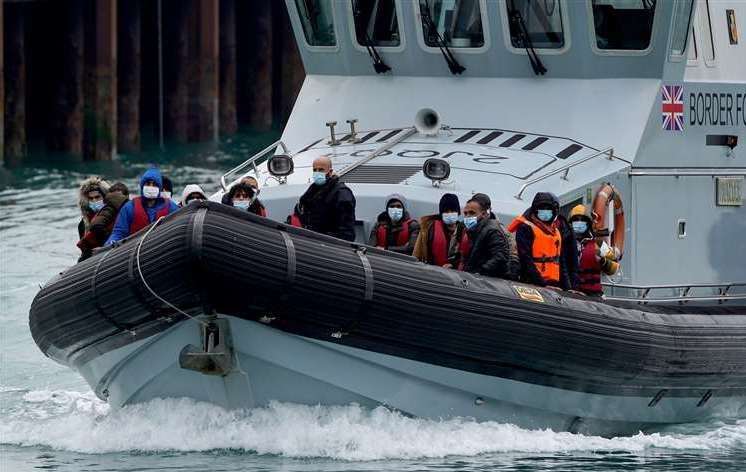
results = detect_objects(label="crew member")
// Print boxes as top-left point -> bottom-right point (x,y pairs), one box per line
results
368,194 -> 420,255
507,192 -> 565,287
295,156 -> 356,241
106,168 -> 179,245
413,193 -> 463,267
181,184 -> 207,206
569,204 -> 619,296
77,182 -> 129,261
452,197 -> 512,278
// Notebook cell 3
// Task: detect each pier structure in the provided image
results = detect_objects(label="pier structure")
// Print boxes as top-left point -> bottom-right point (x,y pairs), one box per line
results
1,0 -> 304,166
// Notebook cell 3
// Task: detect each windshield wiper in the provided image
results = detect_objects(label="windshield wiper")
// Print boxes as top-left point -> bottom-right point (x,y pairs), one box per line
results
420,2 -> 466,75
508,0 -> 547,76
352,0 -> 391,74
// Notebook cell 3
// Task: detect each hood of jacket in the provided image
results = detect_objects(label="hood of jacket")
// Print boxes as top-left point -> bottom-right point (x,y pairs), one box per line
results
104,190 -> 130,211
181,184 -> 207,202
140,168 -> 164,195
78,177 -> 111,214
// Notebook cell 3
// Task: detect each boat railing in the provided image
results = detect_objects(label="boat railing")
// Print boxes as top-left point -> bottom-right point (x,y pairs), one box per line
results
514,147 -> 627,200
602,281 -> 746,304
220,140 -> 289,191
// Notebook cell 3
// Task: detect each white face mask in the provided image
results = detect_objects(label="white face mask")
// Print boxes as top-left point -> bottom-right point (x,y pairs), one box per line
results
142,185 -> 160,199
160,191 -> 172,199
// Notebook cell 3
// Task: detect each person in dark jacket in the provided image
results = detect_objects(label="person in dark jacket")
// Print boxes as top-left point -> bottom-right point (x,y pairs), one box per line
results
77,177 -> 111,241
469,193 -> 520,279
450,197 -> 511,278
77,183 -> 130,261
555,206 -> 580,291
367,193 -> 420,255
413,193 -> 463,267
106,167 -> 179,245
296,156 -> 356,241
225,182 -> 268,216
507,192 -> 567,288
161,176 -> 174,200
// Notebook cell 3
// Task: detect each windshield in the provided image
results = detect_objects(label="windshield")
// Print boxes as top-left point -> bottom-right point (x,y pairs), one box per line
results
352,0 -> 400,47
591,0 -> 657,51
507,0 -> 565,49
295,0 -> 336,47
419,0 -> 484,48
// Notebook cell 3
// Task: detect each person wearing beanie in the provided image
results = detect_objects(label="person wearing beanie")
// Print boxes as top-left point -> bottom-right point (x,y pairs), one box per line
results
106,167 -> 179,245
506,192 -> 567,287
367,193 -> 420,255
181,184 -> 207,206
569,204 -> 619,296
413,193 -> 465,267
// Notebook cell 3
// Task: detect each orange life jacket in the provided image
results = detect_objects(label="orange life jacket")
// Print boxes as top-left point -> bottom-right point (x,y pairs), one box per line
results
375,218 -> 411,249
508,215 -> 561,284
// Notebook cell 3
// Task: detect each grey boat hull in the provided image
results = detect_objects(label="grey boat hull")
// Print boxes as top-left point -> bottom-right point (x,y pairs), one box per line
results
80,317 -> 745,437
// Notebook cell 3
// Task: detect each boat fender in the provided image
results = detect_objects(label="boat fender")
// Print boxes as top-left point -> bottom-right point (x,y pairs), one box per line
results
280,231 -> 297,285
330,247 -> 375,339
592,183 -> 625,260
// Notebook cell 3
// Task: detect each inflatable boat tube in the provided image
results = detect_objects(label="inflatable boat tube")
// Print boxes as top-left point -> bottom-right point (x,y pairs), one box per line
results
30,202 -> 746,400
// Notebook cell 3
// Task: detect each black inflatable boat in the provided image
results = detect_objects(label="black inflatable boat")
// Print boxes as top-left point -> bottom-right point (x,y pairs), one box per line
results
29,202 -> 746,435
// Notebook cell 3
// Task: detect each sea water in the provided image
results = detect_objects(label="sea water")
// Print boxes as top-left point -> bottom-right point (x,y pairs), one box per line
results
1,135 -> 745,471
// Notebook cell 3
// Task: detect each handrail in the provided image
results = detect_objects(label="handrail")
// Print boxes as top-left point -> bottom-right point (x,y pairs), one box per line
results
514,147 -> 624,200
603,282 -> 746,290
602,281 -> 746,305
220,140 -> 289,191
604,294 -> 746,304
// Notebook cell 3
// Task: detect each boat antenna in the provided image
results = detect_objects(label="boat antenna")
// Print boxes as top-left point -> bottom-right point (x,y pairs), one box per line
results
508,0 -> 547,76
420,0 -> 466,75
352,0 -> 392,74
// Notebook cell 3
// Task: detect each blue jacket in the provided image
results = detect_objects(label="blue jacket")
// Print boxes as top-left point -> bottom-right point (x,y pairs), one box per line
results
106,168 -> 179,245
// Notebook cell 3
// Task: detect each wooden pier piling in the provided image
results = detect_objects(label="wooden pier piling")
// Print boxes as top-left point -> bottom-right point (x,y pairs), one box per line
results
118,0 -> 141,152
4,3 -> 27,165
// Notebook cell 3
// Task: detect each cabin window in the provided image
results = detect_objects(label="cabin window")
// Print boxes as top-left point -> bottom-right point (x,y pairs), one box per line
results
506,0 -> 565,49
670,0 -> 695,56
591,0 -> 657,51
687,25 -> 698,61
700,0 -> 716,63
727,9 -> 738,45
418,0 -> 485,48
296,0 -> 337,47
351,0 -> 400,47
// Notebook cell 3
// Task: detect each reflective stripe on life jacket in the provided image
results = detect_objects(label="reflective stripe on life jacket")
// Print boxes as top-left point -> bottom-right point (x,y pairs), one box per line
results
509,215 -> 561,284
130,197 -> 170,235
375,218 -> 411,249
578,239 -> 603,295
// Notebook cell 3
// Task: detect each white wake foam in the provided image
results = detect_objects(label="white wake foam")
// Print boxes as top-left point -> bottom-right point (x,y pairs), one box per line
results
1,391 -> 745,460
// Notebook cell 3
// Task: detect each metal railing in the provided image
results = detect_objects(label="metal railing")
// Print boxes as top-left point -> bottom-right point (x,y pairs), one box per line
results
603,281 -> 746,305
514,147 -> 626,200
220,140 -> 289,191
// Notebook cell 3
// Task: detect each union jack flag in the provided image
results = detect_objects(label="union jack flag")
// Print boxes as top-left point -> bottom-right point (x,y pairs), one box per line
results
662,85 -> 684,131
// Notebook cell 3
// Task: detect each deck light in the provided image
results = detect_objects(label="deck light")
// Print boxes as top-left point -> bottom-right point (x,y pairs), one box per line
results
268,154 -> 294,181
423,158 -> 450,186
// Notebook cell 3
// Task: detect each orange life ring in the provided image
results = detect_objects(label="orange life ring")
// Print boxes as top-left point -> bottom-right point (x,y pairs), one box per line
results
592,183 -> 625,260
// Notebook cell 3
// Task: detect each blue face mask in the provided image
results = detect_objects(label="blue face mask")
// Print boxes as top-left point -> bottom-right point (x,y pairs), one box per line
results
89,200 -> 104,212
442,212 -> 459,225
312,171 -> 327,186
572,221 -> 588,234
463,215 -> 479,230
537,209 -> 554,222
388,207 -> 403,222
233,199 -> 251,210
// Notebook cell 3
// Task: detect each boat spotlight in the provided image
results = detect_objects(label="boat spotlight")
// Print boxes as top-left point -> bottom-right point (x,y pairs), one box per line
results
268,154 -> 294,182
423,158 -> 450,186
414,108 -> 441,136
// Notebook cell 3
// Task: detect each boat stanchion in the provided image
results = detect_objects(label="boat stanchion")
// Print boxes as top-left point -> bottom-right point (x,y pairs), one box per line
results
179,317 -> 235,376
648,389 -> 668,407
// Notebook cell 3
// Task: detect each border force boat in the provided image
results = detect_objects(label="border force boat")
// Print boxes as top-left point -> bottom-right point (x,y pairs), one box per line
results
30,0 -> 746,436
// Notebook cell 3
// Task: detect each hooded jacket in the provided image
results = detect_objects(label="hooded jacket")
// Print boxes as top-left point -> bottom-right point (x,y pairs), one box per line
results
106,168 -> 179,245
77,177 -> 111,238
77,188 -> 129,261
413,214 -> 465,266
297,175 -> 356,241
367,194 -> 420,254
181,184 -> 207,206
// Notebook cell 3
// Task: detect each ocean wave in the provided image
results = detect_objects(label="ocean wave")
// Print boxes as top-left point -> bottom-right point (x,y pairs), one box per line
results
1,391 -> 745,459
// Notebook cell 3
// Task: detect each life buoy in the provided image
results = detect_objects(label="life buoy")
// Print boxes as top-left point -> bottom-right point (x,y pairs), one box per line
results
592,183 -> 625,260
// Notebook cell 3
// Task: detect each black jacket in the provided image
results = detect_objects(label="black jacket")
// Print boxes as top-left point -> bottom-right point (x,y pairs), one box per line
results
459,218 -> 512,278
556,214 -> 580,290
298,176 -> 356,241
367,211 -> 420,255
